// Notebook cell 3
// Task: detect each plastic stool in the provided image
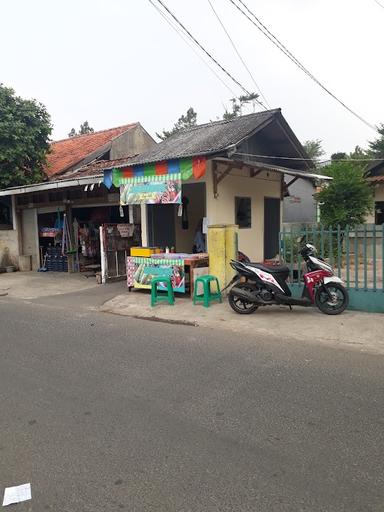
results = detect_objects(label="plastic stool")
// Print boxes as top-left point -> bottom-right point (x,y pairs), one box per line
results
151,276 -> 175,307
193,275 -> 222,308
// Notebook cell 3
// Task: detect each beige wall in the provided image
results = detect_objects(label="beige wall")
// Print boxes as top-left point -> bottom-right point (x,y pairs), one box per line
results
110,124 -> 156,159
174,182 -> 205,253
21,208 -> 40,270
205,161 -> 281,261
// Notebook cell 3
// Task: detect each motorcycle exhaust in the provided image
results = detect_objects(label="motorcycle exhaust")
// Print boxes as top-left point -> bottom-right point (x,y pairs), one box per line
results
229,286 -> 259,303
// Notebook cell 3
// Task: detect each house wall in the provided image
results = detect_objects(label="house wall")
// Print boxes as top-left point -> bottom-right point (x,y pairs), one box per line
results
110,125 -> 156,159
366,184 -> 384,224
205,161 -> 281,261
283,178 -> 316,223
21,208 -> 40,270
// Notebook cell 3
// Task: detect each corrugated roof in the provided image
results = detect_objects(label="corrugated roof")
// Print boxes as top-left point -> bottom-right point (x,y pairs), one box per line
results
56,156 -> 138,180
45,123 -> 137,177
107,109 -> 280,169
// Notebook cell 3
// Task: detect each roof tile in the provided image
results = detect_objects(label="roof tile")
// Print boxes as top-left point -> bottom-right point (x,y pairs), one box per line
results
45,124 -> 137,177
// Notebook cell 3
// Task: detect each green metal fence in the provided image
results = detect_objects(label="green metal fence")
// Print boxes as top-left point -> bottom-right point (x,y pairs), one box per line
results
280,224 -> 384,313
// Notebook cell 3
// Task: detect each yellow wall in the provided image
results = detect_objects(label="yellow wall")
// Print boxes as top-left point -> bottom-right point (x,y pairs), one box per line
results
204,160 -> 281,261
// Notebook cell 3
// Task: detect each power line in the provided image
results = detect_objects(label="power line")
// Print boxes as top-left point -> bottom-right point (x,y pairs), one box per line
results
147,0 -> 236,96
153,0 -> 253,98
229,0 -> 377,131
373,0 -> 384,8
234,151 -> 382,164
207,0 -> 269,109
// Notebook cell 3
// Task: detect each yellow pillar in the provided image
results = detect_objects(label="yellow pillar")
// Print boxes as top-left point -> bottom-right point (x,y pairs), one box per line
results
208,224 -> 238,292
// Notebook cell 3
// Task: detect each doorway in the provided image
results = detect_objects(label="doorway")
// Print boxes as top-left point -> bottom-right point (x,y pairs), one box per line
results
147,204 -> 176,249
264,197 -> 280,260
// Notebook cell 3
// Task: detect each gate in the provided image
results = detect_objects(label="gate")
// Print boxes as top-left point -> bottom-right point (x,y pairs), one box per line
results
100,223 -> 133,283
280,224 -> 384,313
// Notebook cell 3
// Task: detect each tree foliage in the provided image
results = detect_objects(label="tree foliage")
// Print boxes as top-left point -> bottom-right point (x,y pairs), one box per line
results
367,124 -> 384,158
302,139 -> 325,162
68,121 -> 94,137
315,161 -> 373,228
222,93 -> 259,121
0,84 -> 52,189
156,107 -> 197,140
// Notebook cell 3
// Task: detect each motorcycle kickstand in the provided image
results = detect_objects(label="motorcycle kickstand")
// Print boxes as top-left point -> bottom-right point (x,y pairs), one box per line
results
289,305 -> 292,311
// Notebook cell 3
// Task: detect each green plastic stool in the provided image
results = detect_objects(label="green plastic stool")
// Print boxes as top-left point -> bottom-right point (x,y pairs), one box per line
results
193,275 -> 222,308
151,276 -> 175,307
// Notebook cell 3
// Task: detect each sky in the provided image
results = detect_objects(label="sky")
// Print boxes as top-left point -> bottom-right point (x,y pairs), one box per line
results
1,0 -> 383,157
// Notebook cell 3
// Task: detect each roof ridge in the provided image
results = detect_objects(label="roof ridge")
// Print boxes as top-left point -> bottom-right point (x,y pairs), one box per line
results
51,123 -> 138,144
170,109 -> 280,136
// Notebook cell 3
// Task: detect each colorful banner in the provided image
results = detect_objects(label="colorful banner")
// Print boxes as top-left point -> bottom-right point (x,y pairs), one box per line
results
104,156 -> 206,189
127,256 -> 185,293
120,179 -> 181,205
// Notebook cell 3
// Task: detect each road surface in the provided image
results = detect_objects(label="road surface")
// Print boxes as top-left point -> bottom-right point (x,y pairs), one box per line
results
0,293 -> 383,511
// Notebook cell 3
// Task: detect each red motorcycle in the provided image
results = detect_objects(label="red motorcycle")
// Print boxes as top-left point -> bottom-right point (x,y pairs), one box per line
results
227,243 -> 349,315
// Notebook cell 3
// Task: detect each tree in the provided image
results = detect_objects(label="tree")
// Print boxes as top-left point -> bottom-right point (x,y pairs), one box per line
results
315,160 -> 373,228
367,124 -> 384,158
331,152 -> 347,161
302,139 -> 325,162
156,107 -> 197,140
0,84 -> 52,189
222,93 -> 259,121
68,121 -> 94,137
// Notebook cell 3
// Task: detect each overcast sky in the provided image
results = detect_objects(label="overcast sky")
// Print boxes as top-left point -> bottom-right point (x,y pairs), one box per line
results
1,0 -> 383,157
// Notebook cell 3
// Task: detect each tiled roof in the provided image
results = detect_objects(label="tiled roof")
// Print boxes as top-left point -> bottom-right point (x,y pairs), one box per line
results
107,110 -> 280,169
45,124 -> 137,177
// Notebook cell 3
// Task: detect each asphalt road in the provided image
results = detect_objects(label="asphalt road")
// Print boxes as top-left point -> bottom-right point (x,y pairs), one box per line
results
0,294 -> 383,511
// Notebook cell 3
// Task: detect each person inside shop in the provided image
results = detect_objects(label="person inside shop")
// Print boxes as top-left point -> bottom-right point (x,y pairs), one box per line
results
192,219 -> 206,253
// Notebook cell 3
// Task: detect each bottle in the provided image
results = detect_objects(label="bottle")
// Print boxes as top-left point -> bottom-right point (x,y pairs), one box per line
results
165,246 -> 169,254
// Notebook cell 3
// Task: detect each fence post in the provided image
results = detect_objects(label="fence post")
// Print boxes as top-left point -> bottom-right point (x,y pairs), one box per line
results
382,223 -> 384,292
320,224 -> 325,259
364,224 -> 367,291
354,225 -> 359,290
329,225 -> 333,267
337,224 -> 341,278
289,226 -> 294,281
346,225 -> 350,288
373,224 -> 376,292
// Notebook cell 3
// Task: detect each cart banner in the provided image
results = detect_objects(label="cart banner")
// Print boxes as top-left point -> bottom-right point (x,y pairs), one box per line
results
104,157 -> 206,189
120,179 -> 181,205
127,256 -> 185,293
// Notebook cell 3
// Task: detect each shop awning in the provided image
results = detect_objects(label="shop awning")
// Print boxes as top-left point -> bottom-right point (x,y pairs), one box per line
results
103,156 -> 207,188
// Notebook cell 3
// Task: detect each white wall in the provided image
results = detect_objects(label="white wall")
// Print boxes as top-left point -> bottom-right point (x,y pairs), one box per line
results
205,161 -> 281,261
366,184 -> 384,224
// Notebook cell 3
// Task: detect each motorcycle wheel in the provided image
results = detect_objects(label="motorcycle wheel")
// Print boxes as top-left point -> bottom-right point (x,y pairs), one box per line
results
228,283 -> 259,315
315,282 -> 349,315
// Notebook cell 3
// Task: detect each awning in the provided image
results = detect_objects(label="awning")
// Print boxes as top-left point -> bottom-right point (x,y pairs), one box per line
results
103,156 -> 207,188
215,157 -> 332,181
0,175 -> 103,197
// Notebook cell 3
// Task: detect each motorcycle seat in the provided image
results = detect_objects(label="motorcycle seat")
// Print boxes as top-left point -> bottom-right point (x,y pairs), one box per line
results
245,262 -> 290,274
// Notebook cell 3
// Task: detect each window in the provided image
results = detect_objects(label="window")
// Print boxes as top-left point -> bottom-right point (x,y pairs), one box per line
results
235,197 -> 251,228
0,197 -> 12,229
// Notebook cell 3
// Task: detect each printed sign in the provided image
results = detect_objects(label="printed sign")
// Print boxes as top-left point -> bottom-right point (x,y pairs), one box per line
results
120,180 -> 181,205
127,257 -> 185,293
